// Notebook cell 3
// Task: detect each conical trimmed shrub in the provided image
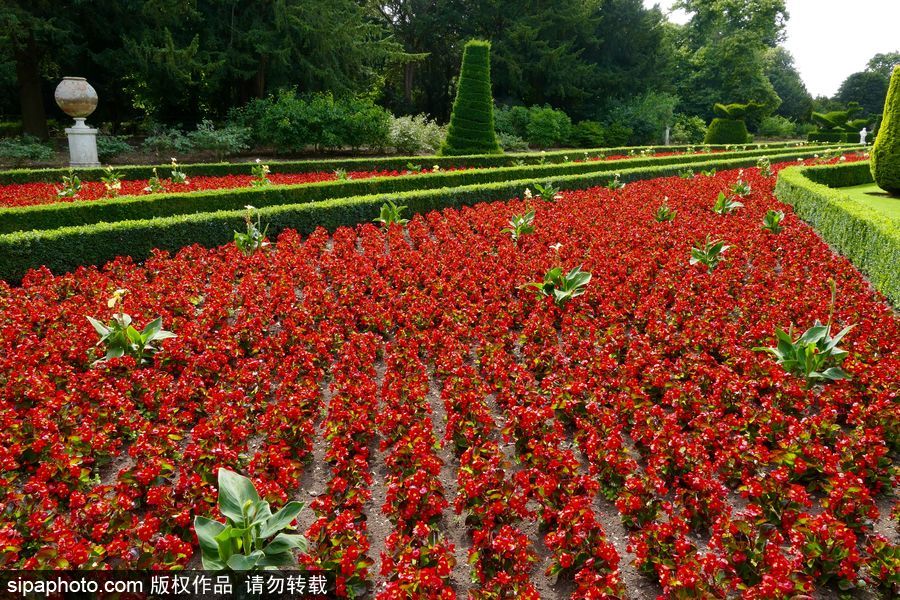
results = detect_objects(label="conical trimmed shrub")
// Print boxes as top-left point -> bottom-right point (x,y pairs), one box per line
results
871,65 -> 900,196
440,40 -> 502,156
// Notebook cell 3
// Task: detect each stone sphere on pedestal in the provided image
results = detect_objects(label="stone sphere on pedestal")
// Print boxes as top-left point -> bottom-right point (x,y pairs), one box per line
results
54,77 -> 98,119
54,77 -> 100,168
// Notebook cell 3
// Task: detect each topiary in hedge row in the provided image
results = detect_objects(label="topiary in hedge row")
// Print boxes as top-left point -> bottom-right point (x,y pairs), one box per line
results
704,102 -> 764,144
440,40 -> 503,156
871,65 -> 900,196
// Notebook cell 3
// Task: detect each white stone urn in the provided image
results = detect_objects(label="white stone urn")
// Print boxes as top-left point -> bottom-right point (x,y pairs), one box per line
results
54,77 -> 100,167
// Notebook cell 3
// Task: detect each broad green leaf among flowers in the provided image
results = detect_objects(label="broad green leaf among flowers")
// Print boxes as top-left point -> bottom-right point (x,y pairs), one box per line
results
193,468 -> 307,570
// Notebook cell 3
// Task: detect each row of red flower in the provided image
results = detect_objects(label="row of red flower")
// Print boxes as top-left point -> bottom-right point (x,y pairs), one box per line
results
0,154 -> 895,597
0,148 -> 716,208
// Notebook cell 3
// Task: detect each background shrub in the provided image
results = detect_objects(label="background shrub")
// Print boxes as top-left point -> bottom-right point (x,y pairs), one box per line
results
96,135 -> 134,161
758,115 -> 797,138
496,132 -> 529,152
441,40 -> 502,155
670,114 -> 707,144
569,120 -> 606,148
142,128 -> 195,155
237,91 -> 390,153
607,92 -> 677,145
494,105 -> 531,140
602,122 -> 634,147
0,135 -> 55,164
525,105 -> 572,148
388,114 -> 445,154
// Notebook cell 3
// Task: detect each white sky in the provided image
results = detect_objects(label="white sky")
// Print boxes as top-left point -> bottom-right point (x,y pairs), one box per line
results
643,0 -> 900,98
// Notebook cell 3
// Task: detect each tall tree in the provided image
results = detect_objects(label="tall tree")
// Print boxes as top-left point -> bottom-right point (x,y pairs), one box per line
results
765,47 -> 812,122
672,0 -> 787,119
866,52 -> 900,80
835,71 -> 889,116
0,1 -> 81,138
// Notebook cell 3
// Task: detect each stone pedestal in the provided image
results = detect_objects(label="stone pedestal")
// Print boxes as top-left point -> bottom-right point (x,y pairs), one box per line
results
65,118 -> 100,167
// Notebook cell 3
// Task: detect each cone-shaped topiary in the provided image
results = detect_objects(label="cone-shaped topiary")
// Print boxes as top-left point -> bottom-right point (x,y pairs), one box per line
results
871,65 -> 900,196
440,40 -> 503,156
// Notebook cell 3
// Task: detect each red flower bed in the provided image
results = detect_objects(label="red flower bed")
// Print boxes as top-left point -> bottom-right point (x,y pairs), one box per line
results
0,148 -> 714,208
0,155 -> 896,598
0,169 -> 433,209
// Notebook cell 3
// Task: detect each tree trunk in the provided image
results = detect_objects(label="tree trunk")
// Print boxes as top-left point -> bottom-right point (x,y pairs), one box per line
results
404,62 -> 415,103
15,36 -> 49,140
254,55 -> 268,98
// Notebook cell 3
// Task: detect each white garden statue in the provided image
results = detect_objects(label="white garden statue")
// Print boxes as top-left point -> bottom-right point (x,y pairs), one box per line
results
859,127 -> 868,145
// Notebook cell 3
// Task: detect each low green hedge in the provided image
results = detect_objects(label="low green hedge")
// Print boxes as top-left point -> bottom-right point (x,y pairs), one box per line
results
807,132 -> 870,144
0,148 -> 841,283
0,145 -> 845,235
0,140 -> 826,184
775,161 -> 899,305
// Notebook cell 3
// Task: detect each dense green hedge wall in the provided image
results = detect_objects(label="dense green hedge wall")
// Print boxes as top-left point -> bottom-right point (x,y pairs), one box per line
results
775,162 -> 899,305
0,140 -> 831,185
704,118 -> 749,144
440,41 -> 503,156
0,145 -> 848,235
0,148 -> 840,283
807,132 -> 869,144
871,65 -> 900,195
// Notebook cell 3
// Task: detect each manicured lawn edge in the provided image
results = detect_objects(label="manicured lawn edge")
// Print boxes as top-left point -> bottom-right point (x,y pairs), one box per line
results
0,149 -> 841,283
0,145 -> 846,234
775,161 -> 900,305
0,140 -> 829,184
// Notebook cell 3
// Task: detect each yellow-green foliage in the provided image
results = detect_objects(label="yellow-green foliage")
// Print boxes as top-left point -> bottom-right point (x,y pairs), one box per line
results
871,66 -> 900,195
440,40 -> 503,156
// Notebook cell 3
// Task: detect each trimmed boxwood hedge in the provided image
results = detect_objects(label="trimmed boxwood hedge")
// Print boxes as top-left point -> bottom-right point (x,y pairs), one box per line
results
0,140 -> 829,185
0,145 -> 849,235
0,148 -> 842,283
775,161 -> 899,305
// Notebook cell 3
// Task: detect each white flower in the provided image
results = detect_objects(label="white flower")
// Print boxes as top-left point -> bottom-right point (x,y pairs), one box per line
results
524,188 -> 533,200
245,205 -> 256,211
839,155 -> 847,162
550,242 -> 563,252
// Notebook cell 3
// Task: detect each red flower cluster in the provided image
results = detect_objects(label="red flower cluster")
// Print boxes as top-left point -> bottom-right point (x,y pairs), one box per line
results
0,168 -> 434,208
0,154 -> 896,598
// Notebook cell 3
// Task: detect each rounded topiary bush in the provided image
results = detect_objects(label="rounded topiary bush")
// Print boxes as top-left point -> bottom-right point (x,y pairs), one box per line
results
871,65 -> 900,196
704,118 -> 749,144
440,40 -> 502,156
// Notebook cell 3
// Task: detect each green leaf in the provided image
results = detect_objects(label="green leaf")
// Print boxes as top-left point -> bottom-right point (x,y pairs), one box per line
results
823,324 -> 855,353
821,367 -> 850,381
151,330 -> 178,342
104,346 -> 125,360
141,317 -> 162,340
262,533 -> 307,555
259,502 -> 304,539
226,550 -> 264,571
257,551 -> 297,568
217,468 -> 261,523
194,516 -> 227,563
799,325 -> 828,345
86,316 -> 110,337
